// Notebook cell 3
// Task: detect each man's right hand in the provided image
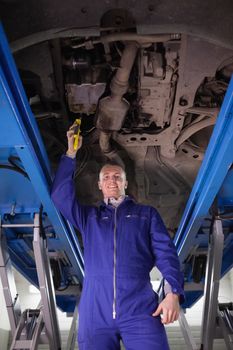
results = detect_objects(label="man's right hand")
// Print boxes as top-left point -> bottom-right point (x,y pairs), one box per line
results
66,122 -> 83,158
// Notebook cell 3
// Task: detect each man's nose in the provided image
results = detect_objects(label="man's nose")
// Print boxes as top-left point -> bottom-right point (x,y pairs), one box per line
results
109,176 -> 117,182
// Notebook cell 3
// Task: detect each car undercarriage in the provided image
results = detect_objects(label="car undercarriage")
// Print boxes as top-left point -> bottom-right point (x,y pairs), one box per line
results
0,1 -> 233,245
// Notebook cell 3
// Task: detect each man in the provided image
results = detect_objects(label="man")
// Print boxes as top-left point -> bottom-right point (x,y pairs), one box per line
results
51,125 -> 184,350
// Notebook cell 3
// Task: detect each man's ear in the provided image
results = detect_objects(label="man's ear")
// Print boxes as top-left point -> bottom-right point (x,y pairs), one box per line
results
98,181 -> 102,190
125,180 -> 128,189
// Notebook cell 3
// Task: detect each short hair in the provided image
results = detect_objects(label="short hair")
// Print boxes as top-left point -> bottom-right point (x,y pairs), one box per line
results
99,162 -> 126,181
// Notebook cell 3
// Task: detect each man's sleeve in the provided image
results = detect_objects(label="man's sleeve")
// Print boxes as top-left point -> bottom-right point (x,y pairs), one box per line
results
150,208 -> 185,303
51,155 -> 88,235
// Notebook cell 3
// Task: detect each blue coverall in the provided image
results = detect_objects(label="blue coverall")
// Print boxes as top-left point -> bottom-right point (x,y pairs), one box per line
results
51,155 -> 184,350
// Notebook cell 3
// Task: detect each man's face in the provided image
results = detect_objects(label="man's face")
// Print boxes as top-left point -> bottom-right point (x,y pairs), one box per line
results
98,165 -> 128,199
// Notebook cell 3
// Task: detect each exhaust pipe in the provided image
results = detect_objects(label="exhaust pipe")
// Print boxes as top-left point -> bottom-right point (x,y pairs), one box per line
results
96,42 -> 138,161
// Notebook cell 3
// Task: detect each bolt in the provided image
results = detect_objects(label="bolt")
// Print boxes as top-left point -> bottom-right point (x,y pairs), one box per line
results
179,97 -> 188,106
81,7 -> 87,14
115,16 -> 123,25
148,4 -> 155,11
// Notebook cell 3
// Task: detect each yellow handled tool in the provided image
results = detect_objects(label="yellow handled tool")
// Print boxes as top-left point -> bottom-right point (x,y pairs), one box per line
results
73,118 -> 81,150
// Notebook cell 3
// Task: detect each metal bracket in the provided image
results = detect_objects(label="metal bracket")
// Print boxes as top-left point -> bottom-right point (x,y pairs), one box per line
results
9,309 -> 46,350
32,213 -> 61,349
217,305 -> 233,350
0,217 -> 21,334
0,214 -> 62,349
200,219 -> 225,350
178,308 -> 199,350
66,300 -> 79,350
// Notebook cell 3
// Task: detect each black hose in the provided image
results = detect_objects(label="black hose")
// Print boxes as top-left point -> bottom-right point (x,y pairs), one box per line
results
0,164 -> 29,178
8,156 -> 29,178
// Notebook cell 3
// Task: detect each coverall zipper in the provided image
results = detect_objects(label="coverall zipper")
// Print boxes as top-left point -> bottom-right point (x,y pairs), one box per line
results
113,207 -> 117,319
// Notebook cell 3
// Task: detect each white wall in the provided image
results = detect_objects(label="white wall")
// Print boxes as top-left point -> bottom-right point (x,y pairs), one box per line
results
14,269 -> 73,332
0,277 -> 10,330
0,277 -> 10,350
183,271 -> 232,326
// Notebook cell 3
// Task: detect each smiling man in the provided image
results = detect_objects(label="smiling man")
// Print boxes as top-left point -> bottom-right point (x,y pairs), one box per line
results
99,164 -> 127,198
51,124 -> 184,350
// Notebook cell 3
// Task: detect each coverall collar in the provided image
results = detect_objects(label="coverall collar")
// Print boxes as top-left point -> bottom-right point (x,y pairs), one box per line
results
99,195 -> 136,210
104,195 -> 126,207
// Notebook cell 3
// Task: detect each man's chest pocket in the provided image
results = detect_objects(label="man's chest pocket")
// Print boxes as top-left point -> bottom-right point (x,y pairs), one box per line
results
123,213 -> 150,242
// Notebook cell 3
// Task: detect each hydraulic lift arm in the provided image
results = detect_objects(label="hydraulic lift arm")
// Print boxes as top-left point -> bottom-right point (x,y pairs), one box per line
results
175,76 -> 233,349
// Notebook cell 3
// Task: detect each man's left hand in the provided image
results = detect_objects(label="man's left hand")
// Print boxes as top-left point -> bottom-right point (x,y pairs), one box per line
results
152,293 -> 180,324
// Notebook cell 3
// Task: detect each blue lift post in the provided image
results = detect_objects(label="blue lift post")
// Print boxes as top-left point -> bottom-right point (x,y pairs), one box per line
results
174,75 -> 233,349
174,74 -> 233,308
0,22 -> 86,349
0,21 -> 84,316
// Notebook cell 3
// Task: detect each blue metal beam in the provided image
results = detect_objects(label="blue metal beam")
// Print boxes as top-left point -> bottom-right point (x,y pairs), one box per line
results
0,23 -> 84,311
174,76 -> 233,264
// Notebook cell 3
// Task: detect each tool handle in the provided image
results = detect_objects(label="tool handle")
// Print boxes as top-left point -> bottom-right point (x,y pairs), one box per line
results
73,118 -> 81,150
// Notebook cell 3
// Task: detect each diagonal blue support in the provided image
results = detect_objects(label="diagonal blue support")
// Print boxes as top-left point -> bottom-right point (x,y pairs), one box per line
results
0,23 -> 84,310
174,75 -> 233,273
0,23 -> 51,177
